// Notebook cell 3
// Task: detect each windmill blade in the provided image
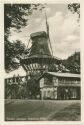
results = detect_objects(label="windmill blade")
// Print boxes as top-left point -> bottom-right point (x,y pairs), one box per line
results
45,11 -> 53,56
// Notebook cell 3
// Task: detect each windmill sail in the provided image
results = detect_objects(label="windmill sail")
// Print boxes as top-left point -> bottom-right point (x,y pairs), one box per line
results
45,12 -> 53,56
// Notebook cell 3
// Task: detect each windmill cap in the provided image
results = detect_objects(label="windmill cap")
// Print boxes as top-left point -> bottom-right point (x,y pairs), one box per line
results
30,31 -> 47,39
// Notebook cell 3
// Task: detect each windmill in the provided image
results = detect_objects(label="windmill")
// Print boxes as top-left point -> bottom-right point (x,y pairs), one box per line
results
20,9 -> 61,76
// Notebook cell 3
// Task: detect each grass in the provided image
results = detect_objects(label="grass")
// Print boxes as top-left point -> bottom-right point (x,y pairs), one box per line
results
48,103 -> 81,121
5,99 -> 81,121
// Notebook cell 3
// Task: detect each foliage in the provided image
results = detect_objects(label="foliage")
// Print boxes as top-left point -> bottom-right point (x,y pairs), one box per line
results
4,4 -> 44,72
62,52 -> 80,74
4,4 -> 45,36
67,3 -> 80,73
27,74 -> 41,99
4,4 -> 39,33
68,3 -> 80,18
5,40 -> 26,72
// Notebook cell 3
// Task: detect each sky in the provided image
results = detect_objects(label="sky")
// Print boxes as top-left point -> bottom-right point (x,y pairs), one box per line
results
9,3 -> 80,59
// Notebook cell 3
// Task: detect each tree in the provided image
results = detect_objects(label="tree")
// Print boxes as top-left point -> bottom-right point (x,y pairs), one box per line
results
4,4 -> 44,37
5,40 -> 26,72
5,4 -> 37,33
62,52 -> 80,74
68,3 -> 80,18
4,4 -> 44,72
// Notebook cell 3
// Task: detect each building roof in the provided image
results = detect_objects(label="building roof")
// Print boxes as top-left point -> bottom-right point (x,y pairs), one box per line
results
5,66 -> 26,79
30,31 -> 47,38
47,72 -> 80,78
